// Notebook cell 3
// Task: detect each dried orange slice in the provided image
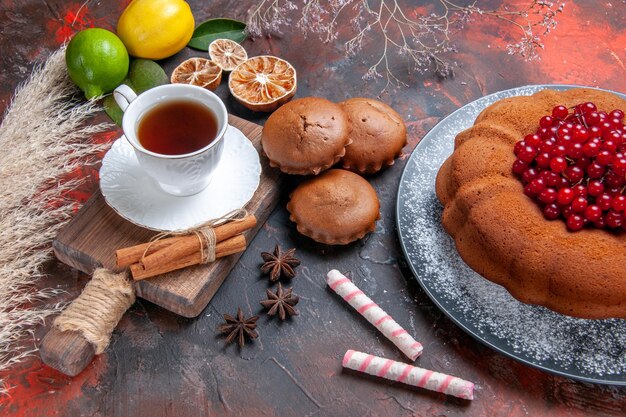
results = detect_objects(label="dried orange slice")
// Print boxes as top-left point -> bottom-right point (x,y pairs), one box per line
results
209,39 -> 248,72
228,55 -> 297,112
170,57 -> 222,91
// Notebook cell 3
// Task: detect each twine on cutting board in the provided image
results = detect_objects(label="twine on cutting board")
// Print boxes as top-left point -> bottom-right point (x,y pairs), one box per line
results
53,269 -> 135,354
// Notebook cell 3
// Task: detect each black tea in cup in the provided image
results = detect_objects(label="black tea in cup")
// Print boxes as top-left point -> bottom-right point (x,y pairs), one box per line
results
137,100 -> 218,155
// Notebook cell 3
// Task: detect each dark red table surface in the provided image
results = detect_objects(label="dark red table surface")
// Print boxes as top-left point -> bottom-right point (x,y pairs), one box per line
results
1,1 -> 625,416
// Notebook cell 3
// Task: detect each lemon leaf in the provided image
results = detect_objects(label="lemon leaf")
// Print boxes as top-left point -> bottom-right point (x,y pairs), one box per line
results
128,59 -> 169,93
103,59 -> 168,126
103,94 -> 126,126
188,18 -> 247,51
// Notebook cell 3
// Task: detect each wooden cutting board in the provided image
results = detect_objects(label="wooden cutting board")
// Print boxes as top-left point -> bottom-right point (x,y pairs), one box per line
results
53,114 -> 281,318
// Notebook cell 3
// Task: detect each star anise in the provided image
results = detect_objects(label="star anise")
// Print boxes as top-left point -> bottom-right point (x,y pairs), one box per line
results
260,283 -> 300,320
218,308 -> 259,347
260,245 -> 300,282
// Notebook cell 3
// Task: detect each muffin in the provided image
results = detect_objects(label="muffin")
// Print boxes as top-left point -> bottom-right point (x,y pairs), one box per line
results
261,97 -> 351,175
287,169 -> 380,244
340,98 -> 407,174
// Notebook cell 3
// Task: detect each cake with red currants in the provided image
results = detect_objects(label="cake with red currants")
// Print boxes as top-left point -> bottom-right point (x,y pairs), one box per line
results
435,88 -> 626,319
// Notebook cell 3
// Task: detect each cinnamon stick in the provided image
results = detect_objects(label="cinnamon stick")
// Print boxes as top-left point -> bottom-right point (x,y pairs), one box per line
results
141,215 -> 256,272
129,234 -> 247,281
116,215 -> 256,268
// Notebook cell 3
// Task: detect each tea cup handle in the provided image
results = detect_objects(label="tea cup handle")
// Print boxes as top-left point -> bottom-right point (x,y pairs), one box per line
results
113,84 -> 138,112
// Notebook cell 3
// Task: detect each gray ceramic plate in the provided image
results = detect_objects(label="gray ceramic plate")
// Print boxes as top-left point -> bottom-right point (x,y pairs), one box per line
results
396,85 -> 626,385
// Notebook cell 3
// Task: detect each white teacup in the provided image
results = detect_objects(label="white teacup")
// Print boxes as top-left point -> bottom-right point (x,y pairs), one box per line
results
113,84 -> 228,197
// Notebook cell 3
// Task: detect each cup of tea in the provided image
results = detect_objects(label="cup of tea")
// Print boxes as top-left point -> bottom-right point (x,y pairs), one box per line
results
113,83 -> 228,196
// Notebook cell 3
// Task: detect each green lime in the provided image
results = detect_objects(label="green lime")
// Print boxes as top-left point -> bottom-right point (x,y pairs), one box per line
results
103,59 -> 169,125
66,28 -> 129,99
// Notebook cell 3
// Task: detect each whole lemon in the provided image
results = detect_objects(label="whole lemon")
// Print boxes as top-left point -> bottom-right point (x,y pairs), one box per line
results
65,28 -> 130,99
117,0 -> 195,60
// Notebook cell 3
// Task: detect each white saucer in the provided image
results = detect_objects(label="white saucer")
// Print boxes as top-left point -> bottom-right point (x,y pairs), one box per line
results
99,125 -> 261,231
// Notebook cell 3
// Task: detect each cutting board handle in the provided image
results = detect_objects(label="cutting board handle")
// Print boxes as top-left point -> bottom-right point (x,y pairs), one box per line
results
39,327 -> 98,376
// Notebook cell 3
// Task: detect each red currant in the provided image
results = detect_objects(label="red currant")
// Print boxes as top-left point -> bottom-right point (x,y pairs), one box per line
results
518,145 -> 538,164
601,121 -> 613,132
549,156 -> 567,172
604,171 -> 625,188
521,167 -> 539,183
572,184 -> 588,197
612,156 -> 626,175
556,176 -> 570,189
584,205 -> 602,222
596,150 -> 613,166
543,203 -> 560,220
562,205 -> 574,219
539,187 -> 557,204
539,116 -> 553,128
594,216 -> 606,229
586,163 -> 605,179
552,105 -> 569,119
603,140 -> 618,153
568,143 -> 583,159
557,188 -> 574,205
603,130 -> 622,143
539,139 -> 556,152
587,180 -> 604,197
564,165 -> 584,182
546,172 -> 561,187
551,145 -> 568,157
524,184 -> 537,198
525,134 -> 542,147
528,178 -> 547,194
557,126 -> 571,138
609,118 -> 623,129
583,141 -> 600,157
535,152 -> 551,168
589,125 -> 602,138
571,196 -> 588,213
512,159 -> 528,175
597,193 -> 613,211
579,102 -> 597,114
611,195 -> 626,212
606,210 -> 624,228
566,214 -> 585,231
606,187 -> 623,197
610,109 -> 625,121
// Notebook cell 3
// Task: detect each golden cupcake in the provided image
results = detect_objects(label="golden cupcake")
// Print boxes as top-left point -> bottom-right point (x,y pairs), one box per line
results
287,169 -> 380,244
261,97 -> 351,175
340,98 -> 407,174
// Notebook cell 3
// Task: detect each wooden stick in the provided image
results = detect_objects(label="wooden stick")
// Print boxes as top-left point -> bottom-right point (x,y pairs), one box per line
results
129,235 -> 247,281
115,215 -> 256,267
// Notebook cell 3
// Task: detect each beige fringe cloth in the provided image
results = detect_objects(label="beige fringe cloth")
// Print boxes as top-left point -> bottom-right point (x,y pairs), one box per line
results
53,269 -> 135,354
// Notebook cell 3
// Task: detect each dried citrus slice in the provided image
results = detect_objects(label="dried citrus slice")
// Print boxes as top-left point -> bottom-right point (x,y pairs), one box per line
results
209,39 -> 248,72
228,55 -> 297,112
170,57 -> 222,91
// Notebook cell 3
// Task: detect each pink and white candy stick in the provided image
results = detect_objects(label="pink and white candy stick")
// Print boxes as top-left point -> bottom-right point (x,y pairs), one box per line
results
326,269 -> 423,360
343,350 -> 474,400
